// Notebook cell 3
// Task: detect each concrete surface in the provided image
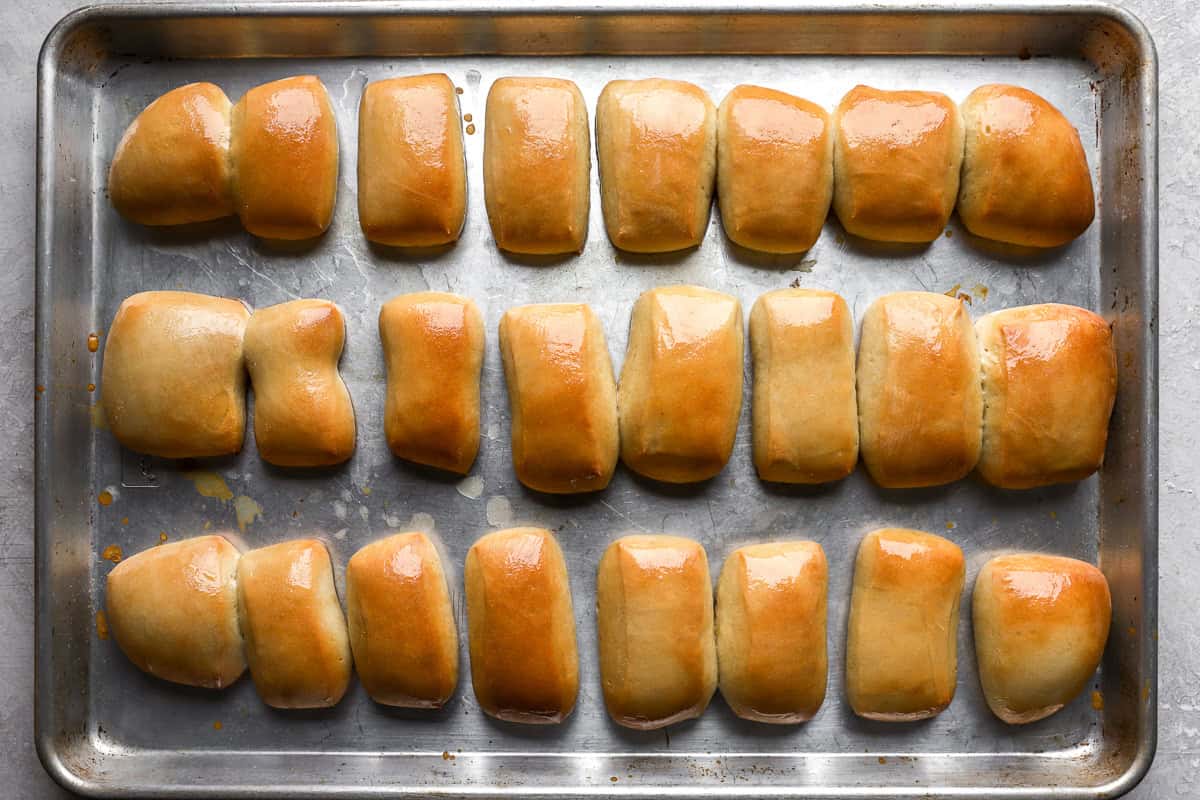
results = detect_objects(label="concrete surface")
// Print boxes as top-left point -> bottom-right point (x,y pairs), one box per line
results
0,1 -> 1194,797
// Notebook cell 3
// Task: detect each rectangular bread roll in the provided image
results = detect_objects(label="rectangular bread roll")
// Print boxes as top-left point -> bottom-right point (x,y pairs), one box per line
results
237,539 -> 352,709
346,532 -> 458,708
717,85 -> 833,253
484,77 -> 590,254
857,291 -> 982,488
716,541 -> 827,724
101,290 -> 249,459
379,292 -> 485,474
619,285 -> 744,483
596,78 -> 717,252
105,535 -> 245,689
498,303 -> 618,493
846,528 -> 965,721
464,528 -> 578,724
231,75 -> 338,240
358,74 -> 467,247
832,85 -> 963,243
597,535 -> 717,729
750,289 -> 857,483
975,304 -> 1116,488
244,299 -> 355,467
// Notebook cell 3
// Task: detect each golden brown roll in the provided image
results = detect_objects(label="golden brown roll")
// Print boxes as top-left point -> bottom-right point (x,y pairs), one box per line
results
846,528 -> 965,721
105,535 -> 245,689
378,292 -> 484,474
484,77 -> 590,254
345,532 -> 458,708
959,84 -> 1095,247
231,75 -> 338,240
244,299 -> 355,467
237,539 -> 352,709
358,74 -> 466,247
464,528 -> 578,724
716,541 -> 828,724
498,303 -> 618,493
108,82 -> 235,225
619,285 -> 744,483
101,290 -> 249,459
596,78 -> 717,252
597,535 -> 717,729
716,85 -> 833,253
750,289 -> 857,483
973,553 -> 1112,724
976,304 -> 1116,489
832,85 -> 964,243
857,291 -> 982,488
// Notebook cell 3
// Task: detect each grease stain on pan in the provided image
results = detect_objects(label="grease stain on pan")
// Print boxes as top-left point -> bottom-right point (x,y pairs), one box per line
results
101,544 -> 123,563
457,475 -> 484,499
94,609 -> 109,640
182,471 -> 234,501
485,495 -> 512,527
234,495 -> 263,532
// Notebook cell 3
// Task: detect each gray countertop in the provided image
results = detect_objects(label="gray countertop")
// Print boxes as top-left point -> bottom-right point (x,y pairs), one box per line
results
2,1 -> 1194,797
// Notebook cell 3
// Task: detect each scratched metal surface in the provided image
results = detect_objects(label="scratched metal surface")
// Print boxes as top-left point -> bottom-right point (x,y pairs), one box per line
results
30,3 -> 1156,798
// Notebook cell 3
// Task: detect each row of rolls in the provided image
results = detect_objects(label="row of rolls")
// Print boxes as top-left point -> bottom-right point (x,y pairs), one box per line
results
108,73 -> 1096,252
105,526 -> 1112,727
100,286 -> 1118,491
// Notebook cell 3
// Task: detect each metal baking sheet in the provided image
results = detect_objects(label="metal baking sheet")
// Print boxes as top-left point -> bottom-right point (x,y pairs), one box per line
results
34,2 -> 1158,797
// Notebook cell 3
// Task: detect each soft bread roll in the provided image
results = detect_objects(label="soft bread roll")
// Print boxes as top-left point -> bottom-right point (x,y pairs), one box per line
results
832,85 -> 964,243
358,74 -> 466,247
597,535 -> 717,729
379,292 -> 484,474
498,303 -> 618,493
101,290 -> 249,458
345,532 -> 458,708
237,539 -> 352,709
596,78 -> 717,252
959,84 -> 1095,247
105,535 -> 245,689
231,75 -> 338,240
244,299 -> 356,467
464,528 -> 579,724
750,289 -> 857,483
976,304 -> 1117,489
716,85 -> 833,253
619,285 -> 744,483
484,77 -> 590,254
857,291 -> 982,488
716,541 -> 828,724
973,553 -> 1112,724
108,82 -> 235,225
846,528 -> 965,721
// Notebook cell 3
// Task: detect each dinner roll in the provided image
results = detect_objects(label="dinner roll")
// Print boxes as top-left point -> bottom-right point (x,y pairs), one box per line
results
358,74 -> 466,247
959,84 -> 1095,247
231,75 -> 338,240
619,285 -> 744,483
717,85 -> 833,253
750,289 -> 857,483
716,541 -> 828,723
484,77 -> 590,254
464,528 -> 578,724
596,78 -> 717,252
973,553 -> 1111,724
244,299 -> 355,467
101,290 -> 249,459
857,291 -> 982,488
105,535 -> 245,689
108,82 -> 235,225
846,528 -> 965,721
237,539 -> 352,709
499,303 -> 618,493
597,535 -> 717,729
346,532 -> 458,708
976,304 -> 1116,489
832,85 -> 964,242
379,292 -> 485,474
